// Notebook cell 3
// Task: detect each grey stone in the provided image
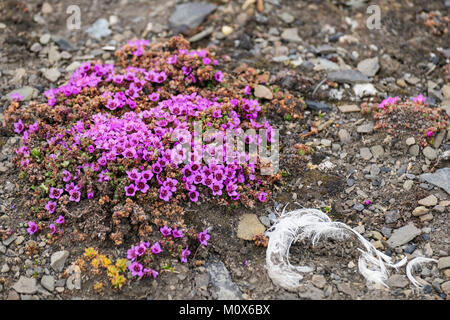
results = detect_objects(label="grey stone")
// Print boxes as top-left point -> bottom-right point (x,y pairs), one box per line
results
403,180 -> 414,191
40,275 -> 55,292
327,70 -> 370,84
50,250 -> 69,272
353,203 -> 364,212
420,168 -> 450,195
30,42 -> 42,52
438,257 -> 450,270
370,145 -> 384,158
7,87 -> 35,101
12,276 -> 38,294
418,195 -> 438,207
338,129 -> 351,143
321,139 -> 332,147
311,274 -> 327,289
357,122 -> 374,134
386,275 -> 409,288
258,216 -> 271,228
281,28 -> 302,42
441,281 -> 450,295
39,34 -> 51,45
405,137 -> 415,146
316,44 -> 336,55
278,12 -> 294,24
357,57 -> 380,77
206,259 -> 242,300
423,147 -> 437,160
43,68 -> 61,82
385,210 -> 400,224
3,235 -> 17,246
387,224 -> 421,248
1,263 -> 10,273
298,284 -> 325,299
336,282 -> 354,296
434,130 -> 446,149
48,46 -> 61,64
305,100 -> 332,113
408,145 -> 420,156
85,18 -> 111,39
360,147 -> 372,160
169,3 -> 217,32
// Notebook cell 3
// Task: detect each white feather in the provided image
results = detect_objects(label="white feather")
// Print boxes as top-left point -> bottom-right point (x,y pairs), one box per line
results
406,257 -> 438,288
265,207 -> 412,292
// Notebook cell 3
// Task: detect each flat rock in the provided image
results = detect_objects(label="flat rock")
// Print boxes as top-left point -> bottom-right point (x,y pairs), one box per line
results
338,129 -> 351,143
206,259 -> 242,300
281,28 -> 302,42
43,68 -> 60,82
169,3 -> 217,32
41,275 -> 55,292
418,195 -> 438,207
237,214 -> 266,240
370,145 -> 384,158
387,224 -> 421,248
442,281 -> 450,295
50,250 -> 69,272
254,85 -> 273,100
7,87 -> 35,101
438,257 -> 450,270
360,147 -> 372,160
12,276 -> 38,294
356,122 -> 374,134
298,284 -> 325,299
412,206 -> 429,216
419,213 -> 433,222
338,104 -> 360,113
305,100 -> 332,113
386,275 -> 409,288
409,145 -> 420,157
327,70 -> 370,84
311,275 -> 326,289
357,57 -> 380,77
420,168 -> 450,195
405,137 -> 415,146
422,147 -> 437,160
385,210 -> 400,224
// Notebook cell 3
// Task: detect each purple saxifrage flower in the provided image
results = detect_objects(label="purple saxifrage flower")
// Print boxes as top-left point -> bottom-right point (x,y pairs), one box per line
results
27,221 -> 38,235
129,262 -> 144,277
160,225 -> 172,237
45,201 -> 57,214
181,246 -> 191,263
198,229 -> 210,246
55,215 -> 65,225
151,242 -> 163,254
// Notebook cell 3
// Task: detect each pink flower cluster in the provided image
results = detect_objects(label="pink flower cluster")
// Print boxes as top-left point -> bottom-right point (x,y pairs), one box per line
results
377,96 -> 399,109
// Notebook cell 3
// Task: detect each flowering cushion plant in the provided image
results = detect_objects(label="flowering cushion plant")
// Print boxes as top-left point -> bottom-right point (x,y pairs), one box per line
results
3,36 -> 304,247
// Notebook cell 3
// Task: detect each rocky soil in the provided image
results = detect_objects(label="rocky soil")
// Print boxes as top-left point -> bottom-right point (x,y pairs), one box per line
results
0,0 -> 449,300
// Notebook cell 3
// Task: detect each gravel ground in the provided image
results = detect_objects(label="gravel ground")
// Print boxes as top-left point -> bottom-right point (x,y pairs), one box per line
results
0,0 -> 449,300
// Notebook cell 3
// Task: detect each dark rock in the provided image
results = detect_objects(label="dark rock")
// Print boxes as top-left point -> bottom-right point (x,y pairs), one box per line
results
327,70 -> 370,84
404,244 -> 416,254
419,168 -> 450,195
305,100 -> 332,113
169,2 -> 217,33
